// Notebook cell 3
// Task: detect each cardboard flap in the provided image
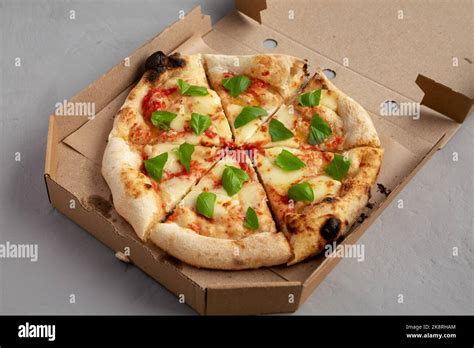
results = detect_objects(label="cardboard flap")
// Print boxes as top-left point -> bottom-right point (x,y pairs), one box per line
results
235,0 -> 267,23
258,0 -> 473,119
416,74 -> 473,123
63,87 -> 132,165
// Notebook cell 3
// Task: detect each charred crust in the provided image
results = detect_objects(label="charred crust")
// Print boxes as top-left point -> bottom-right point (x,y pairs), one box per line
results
144,51 -> 186,81
341,182 -> 353,193
377,183 -> 391,197
147,70 -> 159,82
320,217 -> 341,241
303,63 -> 310,77
357,213 -> 368,224
286,214 -> 300,234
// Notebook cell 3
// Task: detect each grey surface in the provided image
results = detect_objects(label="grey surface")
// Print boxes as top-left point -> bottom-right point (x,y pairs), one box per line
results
0,0 -> 472,315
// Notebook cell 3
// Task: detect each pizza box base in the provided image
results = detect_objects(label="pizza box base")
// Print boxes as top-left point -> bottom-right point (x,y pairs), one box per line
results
44,2 -> 472,315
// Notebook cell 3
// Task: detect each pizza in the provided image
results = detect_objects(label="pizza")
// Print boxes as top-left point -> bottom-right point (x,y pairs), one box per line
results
204,54 -> 307,145
102,50 -> 383,269
247,70 -> 381,150
150,149 -> 291,269
254,146 -> 382,264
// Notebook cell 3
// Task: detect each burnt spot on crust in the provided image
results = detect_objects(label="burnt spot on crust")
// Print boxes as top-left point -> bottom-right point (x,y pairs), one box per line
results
366,201 -> 374,209
320,217 -> 341,241
82,195 -> 113,219
144,51 -> 186,82
376,183 -> 391,197
303,62 -> 310,77
147,70 -> 159,82
357,213 -> 368,224
145,51 -> 185,75
285,212 -> 306,234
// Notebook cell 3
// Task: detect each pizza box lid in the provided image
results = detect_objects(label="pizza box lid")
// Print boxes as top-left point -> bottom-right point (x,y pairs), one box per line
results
44,2 -> 472,315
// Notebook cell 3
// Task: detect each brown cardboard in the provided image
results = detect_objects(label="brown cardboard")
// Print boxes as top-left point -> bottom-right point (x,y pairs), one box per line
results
45,3 -> 472,315
416,74 -> 473,123
257,0 -> 473,109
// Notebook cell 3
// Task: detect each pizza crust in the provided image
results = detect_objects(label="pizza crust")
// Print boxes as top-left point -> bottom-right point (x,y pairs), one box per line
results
150,223 -> 292,270
285,147 -> 383,264
310,70 -> 381,149
204,54 -> 307,100
102,137 -> 165,241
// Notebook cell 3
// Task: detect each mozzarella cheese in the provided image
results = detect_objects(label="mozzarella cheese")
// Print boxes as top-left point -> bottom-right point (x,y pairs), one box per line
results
321,90 -> 338,111
306,175 -> 341,202
256,147 -> 341,200
144,144 -> 217,211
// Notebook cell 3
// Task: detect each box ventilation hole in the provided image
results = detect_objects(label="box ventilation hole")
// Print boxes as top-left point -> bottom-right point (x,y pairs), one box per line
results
263,38 -> 278,49
322,69 -> 336,79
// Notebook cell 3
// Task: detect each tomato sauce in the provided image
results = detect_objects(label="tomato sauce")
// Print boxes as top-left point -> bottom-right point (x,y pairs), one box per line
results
142,87 -> 178,120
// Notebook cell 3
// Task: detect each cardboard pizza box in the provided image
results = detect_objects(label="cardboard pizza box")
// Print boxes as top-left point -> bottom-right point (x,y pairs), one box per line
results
44,1 -> 472,315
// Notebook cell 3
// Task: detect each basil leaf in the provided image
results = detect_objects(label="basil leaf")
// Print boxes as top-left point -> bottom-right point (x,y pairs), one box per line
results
222,165 -> 250,196
243,207 -> 259,230
234,106 -> 268,129
196,192 -> 216,219
269,119 -> 294,142
151,111 -> 177,131
298,89 -> 321,106
324,154 -> 351,181
176,143 -> 195,172
177,79 -> 208,96
191,113 -> 212,135
274,150 -> 306,171
288,182 -> 314,202
308,114 -> 332,145
222,75 -> 251,97
144,152 -> 168,183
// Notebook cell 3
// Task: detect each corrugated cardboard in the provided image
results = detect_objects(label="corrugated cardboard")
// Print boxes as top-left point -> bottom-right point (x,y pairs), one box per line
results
44,2 -> 472,315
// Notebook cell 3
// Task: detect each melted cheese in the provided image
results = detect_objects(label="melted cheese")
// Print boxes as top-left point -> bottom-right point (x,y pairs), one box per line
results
144,144 -> 182,173
178,154 -> 266,222
257,147 -> 306,195
343,149 -> 362,177
306,175 -> 341,202
321,90 -> 338,111
162,177 -> 192,211
256,147 -> 341,201
235,118 -> 261,144
239,182 -> 266,208
273,104 -> 296,130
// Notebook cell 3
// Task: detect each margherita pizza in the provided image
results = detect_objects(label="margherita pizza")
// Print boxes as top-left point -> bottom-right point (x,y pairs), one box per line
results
102,50 -> 383,269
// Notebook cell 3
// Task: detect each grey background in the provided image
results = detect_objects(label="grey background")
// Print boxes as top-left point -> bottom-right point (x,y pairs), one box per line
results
0,0 -> 472,315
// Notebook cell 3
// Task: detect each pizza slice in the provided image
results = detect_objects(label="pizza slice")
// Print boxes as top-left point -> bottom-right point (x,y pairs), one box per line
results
149,149 -> 291,269
111,51 -> 232,147
247,70 -> 381,151
102,137 -> 218,241
203,54 -> 307,145
254,146 -> 383,264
